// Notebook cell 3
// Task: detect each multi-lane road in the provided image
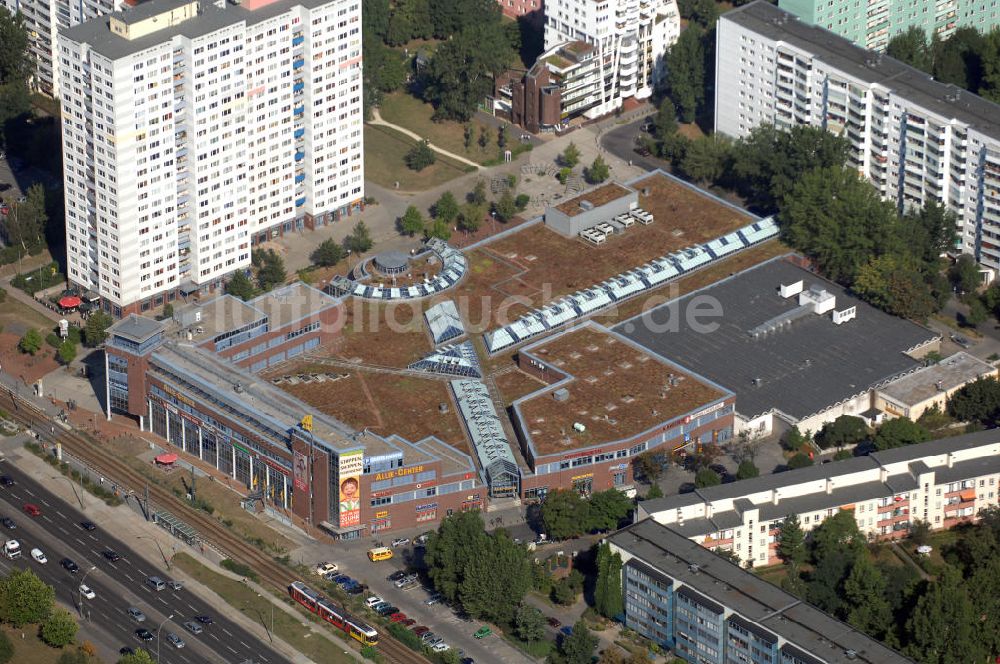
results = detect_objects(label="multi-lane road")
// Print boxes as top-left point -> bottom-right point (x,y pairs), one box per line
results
0,462 -> 287,664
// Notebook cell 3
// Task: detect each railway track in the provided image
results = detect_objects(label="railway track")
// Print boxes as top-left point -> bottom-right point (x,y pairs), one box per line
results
4,393 -> 430,664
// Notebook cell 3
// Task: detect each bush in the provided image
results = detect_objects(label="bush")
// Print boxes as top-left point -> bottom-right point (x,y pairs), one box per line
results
46,332 -> 61,348
404,140 -> 437,171
387,622 -> 424,651
787,453 -> 813,469
0,631 -> 11,664
219,559 -> 258,582
515,193 -> 530,210
832,449 -> 853,461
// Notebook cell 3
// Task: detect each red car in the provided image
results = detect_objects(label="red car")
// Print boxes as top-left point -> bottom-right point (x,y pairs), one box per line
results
412,626 -> 429,636
547,617 -> 561,628
401,619 -> 416,627
23,504 -> 41,517
389,613 -> 408,623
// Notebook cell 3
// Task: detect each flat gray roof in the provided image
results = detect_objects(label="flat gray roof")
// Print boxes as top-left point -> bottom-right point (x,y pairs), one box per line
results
61,0 -> 336,60
109,314 -> 166,343
725,1 -> 1000,140
610,519 -> 916,664
878,351 -> 996,407
639,429 -> 1000,518
615,257 -> 936,421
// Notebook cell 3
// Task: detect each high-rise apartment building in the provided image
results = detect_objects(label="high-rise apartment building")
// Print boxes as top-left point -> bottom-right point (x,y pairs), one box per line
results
58,0 -> 364,316
543,0 -> 679,118
716,1 -> 1000,272
779,0 -> 1000,52
2,0 -> 129,97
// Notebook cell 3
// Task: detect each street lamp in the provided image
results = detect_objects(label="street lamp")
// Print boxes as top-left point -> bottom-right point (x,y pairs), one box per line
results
52,475 -> 83,511
246,596 -> 274,644
77,565 -> 96,617
156,613 -> 174,664
137,535 -> 171,570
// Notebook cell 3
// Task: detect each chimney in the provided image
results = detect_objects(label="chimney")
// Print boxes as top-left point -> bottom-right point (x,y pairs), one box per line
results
772,490 -> 779,506
826,479 -> 833,495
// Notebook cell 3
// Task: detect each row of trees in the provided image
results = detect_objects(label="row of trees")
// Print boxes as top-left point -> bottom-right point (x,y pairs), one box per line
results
770,508 -> 1000,662
0,569 -> 80,652
887,26 -> 1000,104
539,489 -> 634,540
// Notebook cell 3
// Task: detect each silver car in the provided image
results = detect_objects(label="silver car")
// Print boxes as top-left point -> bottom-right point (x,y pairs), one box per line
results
166,632 -> 185,649
183,621 -> 203,635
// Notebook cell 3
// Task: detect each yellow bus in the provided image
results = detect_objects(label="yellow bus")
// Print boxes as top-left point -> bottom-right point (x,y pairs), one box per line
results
367,546 -> 393,562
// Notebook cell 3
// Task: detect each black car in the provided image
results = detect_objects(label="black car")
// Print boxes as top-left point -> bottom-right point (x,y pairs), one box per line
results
0,476 -> 14,487
386,570 -> 407,582
80,521 -> 97,531
135,629 -> 154,642
708,464 -> 728,477
61,558 -> 80,573
119,647 -> 135,655
0,517 -> 16,530
376,605 -> 399,617
103,549 -> 122,562
194,615 -> 213,625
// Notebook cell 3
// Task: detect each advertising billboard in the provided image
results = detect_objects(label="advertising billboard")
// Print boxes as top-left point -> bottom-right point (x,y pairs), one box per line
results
293,451 -> 309,492
338,450 -> 365,527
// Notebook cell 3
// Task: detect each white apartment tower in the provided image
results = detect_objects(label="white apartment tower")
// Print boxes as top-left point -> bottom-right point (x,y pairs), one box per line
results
2,0 -> 126,97
58,0 -> 364,316
716,1 -> 1000,272
543,0 -> 679,117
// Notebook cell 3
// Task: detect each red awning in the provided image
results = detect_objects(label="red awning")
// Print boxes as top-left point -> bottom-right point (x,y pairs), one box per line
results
155,453 -> 178,464
58,296 -> 82,309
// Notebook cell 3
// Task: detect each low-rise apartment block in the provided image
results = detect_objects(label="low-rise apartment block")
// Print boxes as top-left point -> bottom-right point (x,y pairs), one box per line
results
716,1 -> 1000,272
637,431 -> 1000,567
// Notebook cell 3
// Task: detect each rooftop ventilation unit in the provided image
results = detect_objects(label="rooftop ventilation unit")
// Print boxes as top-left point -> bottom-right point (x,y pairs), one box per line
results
688,563 -> 700,574
579,200 -> 594,211
779,280 -> 803,298
553,388 -> 569,402
845,651 -> 858,660
832,306 -> 856,324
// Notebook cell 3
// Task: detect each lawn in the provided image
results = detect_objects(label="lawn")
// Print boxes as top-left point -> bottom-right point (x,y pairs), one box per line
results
379,92 -> 529,166
0,292 -> 54,335
364,125 -> 474,191
0,624 -> 97,664
172,553 -> 356,664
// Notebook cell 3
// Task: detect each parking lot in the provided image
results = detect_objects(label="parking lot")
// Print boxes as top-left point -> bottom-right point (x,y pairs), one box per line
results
310,540 -> 534,663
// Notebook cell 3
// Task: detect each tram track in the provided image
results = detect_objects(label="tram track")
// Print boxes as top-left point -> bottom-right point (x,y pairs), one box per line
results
4,392 -> 431,664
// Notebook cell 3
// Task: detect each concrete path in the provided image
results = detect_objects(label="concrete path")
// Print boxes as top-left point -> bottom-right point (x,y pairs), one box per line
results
369,111 -> 483,170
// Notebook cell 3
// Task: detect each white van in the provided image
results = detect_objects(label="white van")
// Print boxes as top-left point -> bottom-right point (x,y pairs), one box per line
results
30,548 -> 46,563
4,540 -> 20,559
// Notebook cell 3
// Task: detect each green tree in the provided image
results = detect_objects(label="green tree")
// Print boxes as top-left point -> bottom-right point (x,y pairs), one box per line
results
56,650 -> 90,664
949,254 -> 981,294
541,489 -> 591,540
345,220 -> 374,254
470,179 -> 487,205
966,297 -> 989,326
434,191 -> 460,224
903,201 -> 958,265
18,328 -> 42,355
400,205 -> 426,236
886,26 -> 933,73
458,203 -> 485,233
423,23 -> 515,121
872,417 -> 930,451
602,550 -> 623,618
644,484 -> 663,500
906,567 -> 987,664
254,248 -> 287,290
425,511 -> 489,604
843,556 -> 893,642
362,38 -> 407,113
947,376 -> 1000,425
811,511 -> 866,563
735,459 -> 759,480
679,135 -> 731,185
82,311 -> 113,347
117,651 -> 156,664
694,467 -> 721,488
427,218 -> 452,241
493,191 -> 518,222
463,124 -> 474,150
551,577 -> 577,605
561,142 -> 581,168
587,489 -> 633,532
57,340 -> 76,366
514,604 -> 545,642
363,0 -> 390,38
933,28 -> 985,91
585,155 -> 610,184
781,425 -> 808,452
41,608 -> 78,647
652,99 -> 678,140
969,554 -> 1000,656
552,621 -> 598,664
458,530 -> 531,623
663,26 -> 705,123
404,139 -> 437,171
594,543 -> 610,617
815,415 -> 868,450
777,514 -> 806,567
633,451 -> 664,482
225,271 -> 256,301
780,166 -> 898,285
310,238 -> 345,267
852,254 -> 942,320
786,453 -> 813,470
0,568 -> 54,627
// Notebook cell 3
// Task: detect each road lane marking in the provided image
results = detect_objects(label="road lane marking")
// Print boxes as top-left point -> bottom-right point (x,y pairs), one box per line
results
56,511 -> 65,518
226,646 -> 237,654
42,516 -> 52,523
124,573 -> 134,581
39,499 -> 48,507
75,538 -> 86,546
57,526 -> 66,534
240,640 -> 249,648
222,628 -> 232,636
24,489 -> 33,496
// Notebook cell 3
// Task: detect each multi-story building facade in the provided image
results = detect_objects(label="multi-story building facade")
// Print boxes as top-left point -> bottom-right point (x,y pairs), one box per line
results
717,1 -> 1000,272
543,0 -> 679,118
58,0 -> 364,317
609,519 -> 916,664
637,430 -> 1000,568
779,0 -> 1000,52
1,0 -> 130,97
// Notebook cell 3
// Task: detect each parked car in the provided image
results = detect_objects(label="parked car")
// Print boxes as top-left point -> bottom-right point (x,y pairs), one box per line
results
1,518 -> 16,530
386,570 -> 407,582
332,574 -> 350,584
395,575 -> 418,588
315,562 -> 339,576
376,605 -> 399,617
390,537 -> 410,547
426,636 -> 444,647
425,592 -> 443,606
389,613 -> 408,623
560,626 -> 573,637
547,617 -> 561,628
22,504 -> 40,517
365,596 -> 384,609
474,626 -> 491,639
344,584 -> 364,595
412,626 -> 430,637
432,642 -> 450,652
420,631 -> 438,643
401,619 -> 416,627
371,602 -> 390,613
951,333 -> 973,349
